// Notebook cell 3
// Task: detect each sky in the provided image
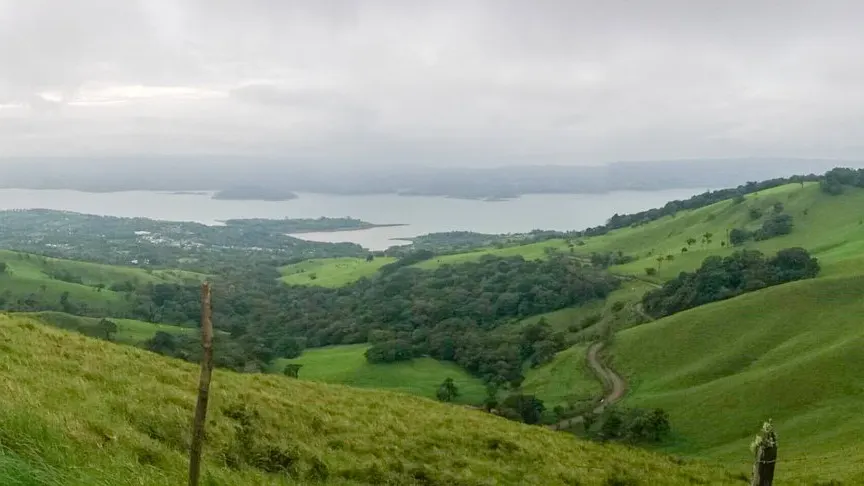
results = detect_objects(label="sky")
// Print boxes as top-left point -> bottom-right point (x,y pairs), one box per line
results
1,0 -> 863,166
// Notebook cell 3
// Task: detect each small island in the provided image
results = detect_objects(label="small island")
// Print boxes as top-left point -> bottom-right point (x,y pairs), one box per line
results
212,186 -> 299,201
223,217 -> 407,234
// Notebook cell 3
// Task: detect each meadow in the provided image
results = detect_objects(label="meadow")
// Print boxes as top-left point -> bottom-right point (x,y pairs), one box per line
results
20,311 -> 194,345
0,316 -> 742,485
271,344 -> 487,404
611,273 -> 864,484
278,256 -> 396,287
0,249 -> 203,312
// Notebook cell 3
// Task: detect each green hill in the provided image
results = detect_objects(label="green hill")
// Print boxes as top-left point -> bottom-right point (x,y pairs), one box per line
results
0,315 -> 740,485
0,249 -> 203,312
610,274 -> 864,484
19,311 -> 194,345
271,344 -> 487,404
278,256 -> 396,287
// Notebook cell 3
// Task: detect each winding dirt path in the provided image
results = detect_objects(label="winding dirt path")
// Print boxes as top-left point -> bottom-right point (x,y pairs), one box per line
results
550,342 -> 627,430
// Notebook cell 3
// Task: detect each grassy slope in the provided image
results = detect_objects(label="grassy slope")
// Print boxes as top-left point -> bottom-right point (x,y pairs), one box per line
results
0,316 -> 739,485
0,249 -> 202,311
278,256 -> 397,287
271,344 -> 487,405
19,311 -> 194,345
611,274 -> 864,483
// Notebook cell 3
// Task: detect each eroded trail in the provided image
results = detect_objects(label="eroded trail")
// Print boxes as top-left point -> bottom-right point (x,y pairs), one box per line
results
550,341 -> 627,430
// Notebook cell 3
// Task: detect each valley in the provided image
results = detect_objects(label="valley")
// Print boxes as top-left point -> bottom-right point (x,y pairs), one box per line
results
2,167 -> 864,483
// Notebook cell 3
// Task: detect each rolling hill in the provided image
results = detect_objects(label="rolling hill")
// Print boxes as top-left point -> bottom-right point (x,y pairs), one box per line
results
0,249 -> 203,313
270,344 -> 487,404
609,273 -> 864,483
0,315 -> 741,485
278,256 -> 396,287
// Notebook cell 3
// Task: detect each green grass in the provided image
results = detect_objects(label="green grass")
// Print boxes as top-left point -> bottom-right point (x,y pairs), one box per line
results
0,249 -> 203,312
610,274 -> 864,483
522,344 -> 600,409
19,311 -> 194,345
0,316 -> 740,485
271,344 -> 487,405
278,256 -> 397,287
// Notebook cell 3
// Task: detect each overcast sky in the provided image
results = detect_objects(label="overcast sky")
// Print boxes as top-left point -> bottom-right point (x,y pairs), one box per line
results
1,0 -> 863,166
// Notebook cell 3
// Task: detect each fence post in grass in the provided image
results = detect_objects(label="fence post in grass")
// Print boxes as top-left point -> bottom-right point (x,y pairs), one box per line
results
189,282 -> 214,486
750,419 -> 777,486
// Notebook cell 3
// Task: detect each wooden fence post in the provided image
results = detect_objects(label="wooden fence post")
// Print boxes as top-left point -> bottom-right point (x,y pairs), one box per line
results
189,282 -> 214,486
750,420 -> 777,486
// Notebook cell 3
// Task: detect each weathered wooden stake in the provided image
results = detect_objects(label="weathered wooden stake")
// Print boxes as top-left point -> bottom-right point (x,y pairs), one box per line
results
751,420 -> 777,486
189,282 -> 214,486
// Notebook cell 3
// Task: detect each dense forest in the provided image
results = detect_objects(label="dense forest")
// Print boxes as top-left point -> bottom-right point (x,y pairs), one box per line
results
140,254 -> 619,385
643,248 -> 820,318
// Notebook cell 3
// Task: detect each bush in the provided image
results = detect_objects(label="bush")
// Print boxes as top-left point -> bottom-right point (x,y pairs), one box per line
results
644,267 -> 657,276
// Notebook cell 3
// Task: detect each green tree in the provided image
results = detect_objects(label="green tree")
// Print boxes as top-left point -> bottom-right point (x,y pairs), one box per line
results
0,262 -> 7,274
501,394 -> 546,425
98,318 -> 118,341
436,377 -> 459,402
282,364 -> 302,378
686,237 -> 697,247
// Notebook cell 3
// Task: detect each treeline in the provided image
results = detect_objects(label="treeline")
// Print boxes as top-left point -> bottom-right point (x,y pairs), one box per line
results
820,167 -> 864,195
643,248 -> 819,318
135,255 -> 619,384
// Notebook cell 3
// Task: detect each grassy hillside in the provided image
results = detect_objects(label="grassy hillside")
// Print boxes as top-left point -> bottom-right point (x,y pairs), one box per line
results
271,344 -> 487,404
0,316 -> 741,485
522,343 -> 600,409
19,311 -> 193,345
611,274 -> 864,484
278,256 -> 396,287
0,249 -> 202,312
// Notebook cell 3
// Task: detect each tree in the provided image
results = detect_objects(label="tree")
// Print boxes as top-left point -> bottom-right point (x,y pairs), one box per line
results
665,254 -> 674,262
601,410 -> 624,439
366,253 -> 374,262
0,262 -> 7,274
282,364 -> 302,378
730,228 -> 752,246
645,267 -> 657,276
702,232 -> 714,247
95,283 -> 106,293
98,318 -> 118,341
436,377 -> 459,402
656,255 -> 664,269
500,394 -> 546,424
685,238 -> 697,247
681,247 -> 688,254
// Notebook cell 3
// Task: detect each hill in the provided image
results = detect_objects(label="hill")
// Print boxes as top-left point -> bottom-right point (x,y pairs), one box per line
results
0,315 -> 740,485
610,274 -> 864,484
20,311 -> 194,345
0,249 -> 203,313
270,344 -> 487,404
278,256 -> 396,287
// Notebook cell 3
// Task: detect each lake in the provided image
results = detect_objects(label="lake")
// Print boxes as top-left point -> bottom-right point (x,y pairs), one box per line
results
0,188 -> 706,250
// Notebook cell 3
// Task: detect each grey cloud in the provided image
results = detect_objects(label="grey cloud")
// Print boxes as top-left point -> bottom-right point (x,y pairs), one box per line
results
0,0 -> 863,164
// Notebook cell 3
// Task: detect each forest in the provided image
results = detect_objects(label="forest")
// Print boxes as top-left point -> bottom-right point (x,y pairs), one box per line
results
642,248 -> 820,318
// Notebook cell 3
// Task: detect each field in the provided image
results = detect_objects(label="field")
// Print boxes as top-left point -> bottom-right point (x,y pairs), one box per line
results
522,343 -> 600,409
271,344 -> 487,404
278,256 -> 396,287
0,249 -> 203,312
610,274 -> 864,484
20,311 -> 194,345
0,316 -> 741,485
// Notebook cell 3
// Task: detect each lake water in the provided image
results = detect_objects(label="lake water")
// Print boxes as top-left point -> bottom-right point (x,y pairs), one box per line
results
0,188 -> 705,250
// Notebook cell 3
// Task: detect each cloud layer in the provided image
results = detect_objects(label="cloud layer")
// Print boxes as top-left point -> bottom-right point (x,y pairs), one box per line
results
1,0 -> 863,165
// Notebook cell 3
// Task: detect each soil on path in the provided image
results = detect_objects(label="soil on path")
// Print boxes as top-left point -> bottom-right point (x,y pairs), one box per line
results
550,341 -> 627,430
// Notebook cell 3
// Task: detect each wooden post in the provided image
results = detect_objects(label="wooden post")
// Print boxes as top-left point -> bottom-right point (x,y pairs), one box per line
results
751,420 -> 777,486
188,282 -> 214,486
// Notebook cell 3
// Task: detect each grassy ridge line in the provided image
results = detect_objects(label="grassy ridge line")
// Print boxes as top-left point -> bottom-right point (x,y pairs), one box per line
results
611,274 -> 864,484
0,249 -> 203,311
18,311 -> 194,345
0,316 -> 739,485
271,344 -> 487,404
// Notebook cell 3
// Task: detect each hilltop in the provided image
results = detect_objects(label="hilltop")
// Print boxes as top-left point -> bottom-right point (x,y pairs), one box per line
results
0,315 -> 740,485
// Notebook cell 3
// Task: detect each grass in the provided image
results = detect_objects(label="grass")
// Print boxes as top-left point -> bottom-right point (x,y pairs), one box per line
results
610,274 -> 864,484
0,316 -> 741,485
522,344 -> 600,409
271,344 -> 487,405
19,311 -> 194,345
0,249 -> 203,312
278,256 -> 396,287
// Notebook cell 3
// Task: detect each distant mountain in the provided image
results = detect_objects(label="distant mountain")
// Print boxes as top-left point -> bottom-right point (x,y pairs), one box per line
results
0,156 -> 858,198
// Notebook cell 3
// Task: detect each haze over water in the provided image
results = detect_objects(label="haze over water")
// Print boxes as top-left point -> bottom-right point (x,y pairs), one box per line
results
0,188 -> 704,250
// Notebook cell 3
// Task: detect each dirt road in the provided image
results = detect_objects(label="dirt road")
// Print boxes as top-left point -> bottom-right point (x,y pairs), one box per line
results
550,341 -> 627,430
